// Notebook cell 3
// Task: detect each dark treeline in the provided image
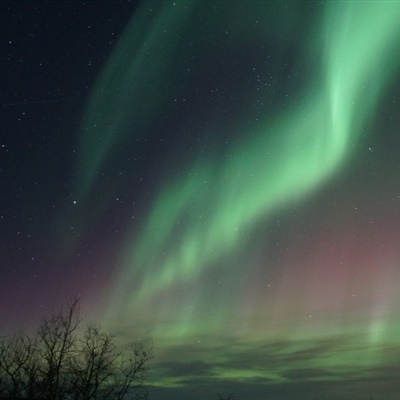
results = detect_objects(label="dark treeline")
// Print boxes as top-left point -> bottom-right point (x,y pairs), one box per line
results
0,298 -> 153,400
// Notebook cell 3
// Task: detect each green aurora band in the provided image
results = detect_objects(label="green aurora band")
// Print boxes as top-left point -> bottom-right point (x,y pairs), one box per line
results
76,0 -> 400,354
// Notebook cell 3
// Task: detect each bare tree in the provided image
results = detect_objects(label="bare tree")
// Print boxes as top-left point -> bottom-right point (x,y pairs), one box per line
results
110,342 -> 153,400
0,334 -> 38,398
0,298 -> 153,400
67,327 -> 153,400
68,326 -> 117,400
36,297 -> 81,400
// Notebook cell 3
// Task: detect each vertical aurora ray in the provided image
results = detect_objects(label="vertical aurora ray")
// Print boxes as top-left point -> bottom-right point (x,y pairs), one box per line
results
75,0 -> 198,202
95,0 -> 400,343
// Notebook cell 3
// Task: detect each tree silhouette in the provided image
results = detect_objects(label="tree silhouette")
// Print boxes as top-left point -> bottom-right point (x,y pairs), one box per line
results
0,298 -> 153,400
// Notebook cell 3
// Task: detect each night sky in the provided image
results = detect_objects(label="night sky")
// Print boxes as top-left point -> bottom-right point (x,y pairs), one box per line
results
1,1 -> 400,399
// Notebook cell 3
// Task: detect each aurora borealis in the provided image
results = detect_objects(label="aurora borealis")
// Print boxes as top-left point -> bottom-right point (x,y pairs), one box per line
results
2,1 -> 400,399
